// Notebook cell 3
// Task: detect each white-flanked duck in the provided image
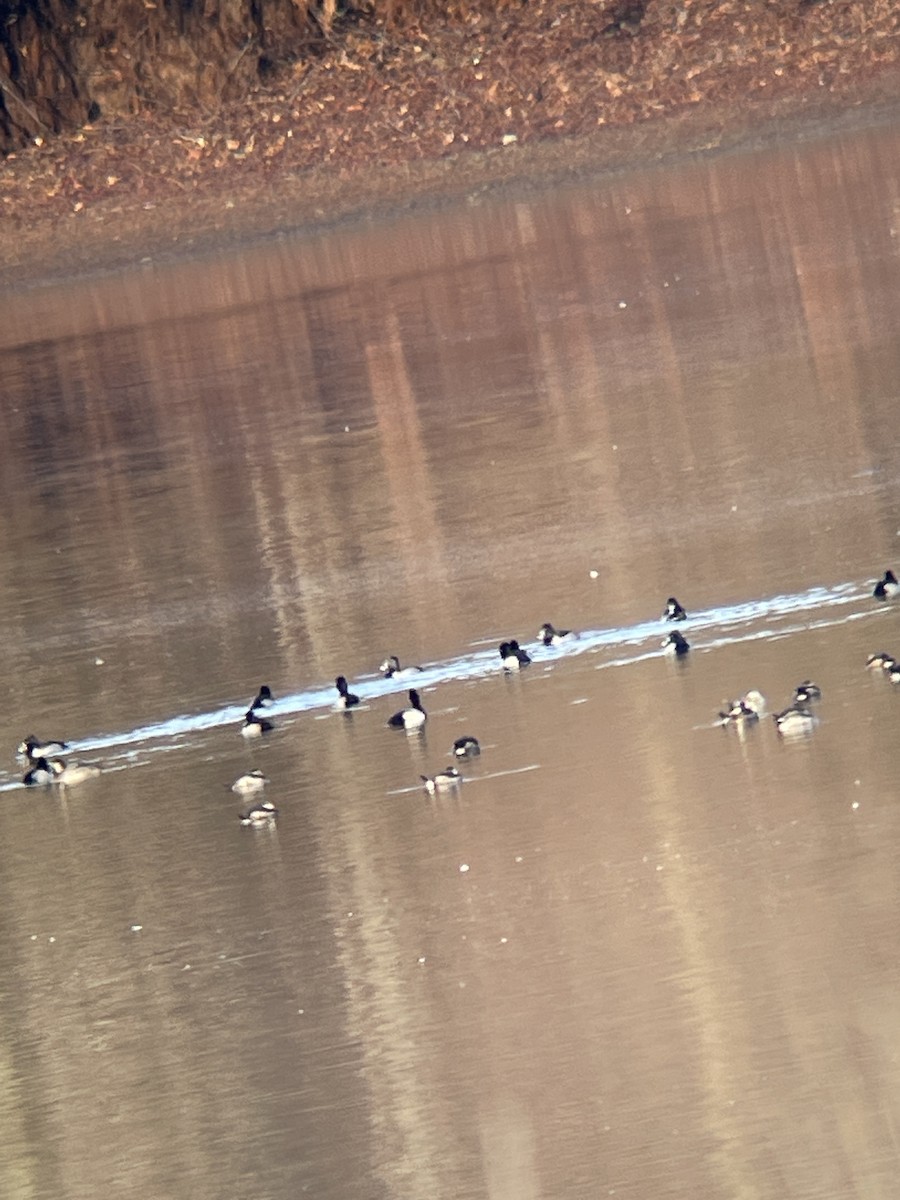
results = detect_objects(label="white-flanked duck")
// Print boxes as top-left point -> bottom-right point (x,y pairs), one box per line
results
334,675 -> 360,710
239,800 -> 279,826
873,570 -> 900,599
49,759 -> 101,786
452,735 -> 481,758
499,640 -> 531,670
250,685 -> 275,709
18,735 -> 69,761
537,622 -> 577,646
718,689 -> 766,725
231,769 -> 269,794
387,689 -> 427,730
23,757 -> 55,786
662,631 -> 690,657
663,597 -> 687,621
866,652 -> 895,670
773,706 -> 818,736
380,656 -> 424,680
792,681 -> 821,704
420,767 -> 462,794
241,709 -> 274,738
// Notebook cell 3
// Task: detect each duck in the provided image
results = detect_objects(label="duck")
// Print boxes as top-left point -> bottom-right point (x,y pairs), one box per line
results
866,651 -> 895,670
250,685 -> 274,709
231,769 -> 269,794
387,689 -> 427,729
334,675 -> 360,710
48,758 -> 101,786
380,656 -> 424,680
873,570 -> 900,599
887,663 -> 900,685
773,706 -> 817,736
499,640 -> 532,670
17,734 -> 69,761
718,689 -> 766,725
537,622 -> 576,646
452,735 -> 481,758
23,756 -> 55,786
420,767 -> 462,794
241,708 -> 274,738
792,680 -> 821,704
239,800 -> 279,826
662,631 -> 690,656
663,597 -> 687,621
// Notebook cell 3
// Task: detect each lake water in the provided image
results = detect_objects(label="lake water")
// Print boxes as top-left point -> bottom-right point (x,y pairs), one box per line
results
2,120 -> 900,1199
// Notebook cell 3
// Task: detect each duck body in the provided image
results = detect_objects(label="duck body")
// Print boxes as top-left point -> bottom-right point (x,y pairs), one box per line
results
792,681 -> 821,704
718,690 -> 766,725
239,800 -> 279,825
387,689 -> 427,729
773,706 -> 817,736
49,759 -> 101,786
251,685 -> 274,709
662,631 -> 690,657
334,675 -> 360,710
452,735 -> 481,758
499,640 -> 532,670
23,757 -> 55,786
866,652 -> 895,670
231,769 -> 269,794
420,767 -> 462,794
663,597 -> 687,621
18,735 -> 69,761
873,570 -> 900,599
537,622 -> 576,646
241,709 -> 274,738
380,656 -> 424,680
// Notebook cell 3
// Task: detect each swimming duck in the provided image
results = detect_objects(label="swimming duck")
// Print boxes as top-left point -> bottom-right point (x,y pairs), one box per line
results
866,652 -> 895,670
662,631 -> 690,656
334,675 -> 360,710
792,680 -> 821,704
887,663 -> 900,685
250,685 -> 274,709
48,759 -> 101,786
773,706 -> 817,736
718,689 -> 766,725
380,656 -> 424,680
873,570 -> 900,599
241,709 -> 274,738
420,767 -> 462,794
231,769 -> 269,794
23,757 -> 55,786
499,640 -> 532,670
17,735 -> 69,761
537,622 -> 576,646
387,689 -> 427,729
663,597 -> 687,621
239,800 -> 279,826
452,735 -> 481,758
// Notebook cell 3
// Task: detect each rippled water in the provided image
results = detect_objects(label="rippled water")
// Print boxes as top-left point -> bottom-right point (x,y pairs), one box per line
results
2,122 -> 900,1199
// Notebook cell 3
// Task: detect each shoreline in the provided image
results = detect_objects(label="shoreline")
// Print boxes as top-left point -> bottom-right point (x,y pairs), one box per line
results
2,66 -> 899,290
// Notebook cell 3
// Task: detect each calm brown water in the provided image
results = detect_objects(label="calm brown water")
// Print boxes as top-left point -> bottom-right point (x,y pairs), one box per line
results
2,122 -> 900,1199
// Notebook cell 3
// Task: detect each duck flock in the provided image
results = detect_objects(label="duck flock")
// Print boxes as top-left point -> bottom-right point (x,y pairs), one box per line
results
16,568 -> 900,822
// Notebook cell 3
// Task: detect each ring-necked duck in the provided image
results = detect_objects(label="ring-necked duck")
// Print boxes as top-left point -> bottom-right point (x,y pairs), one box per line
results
499,640 -> 532,669
537,623 -> 576,646
23,757 -> 55,786
663,597 -> 687,621
18,735 -> 69,761
241,709 -> 274,738
420,767 -> 462,794
239,800 -> 279,825
452,735 -> 481,758
380,656 -> 424,680
387,689 -> 427,729
49,759 -> 101,786
334,675 -> 360,709
251,685 -> 274,709
874,570 -> 900,599
662,631 -> 690,656
231,769 -> 269,794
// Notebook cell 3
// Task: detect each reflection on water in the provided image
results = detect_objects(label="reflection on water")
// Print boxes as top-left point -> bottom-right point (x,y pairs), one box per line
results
2,122 -> 900,1198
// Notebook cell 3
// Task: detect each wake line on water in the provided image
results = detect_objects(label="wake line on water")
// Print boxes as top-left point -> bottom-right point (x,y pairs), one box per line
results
5,580 -> 886,779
